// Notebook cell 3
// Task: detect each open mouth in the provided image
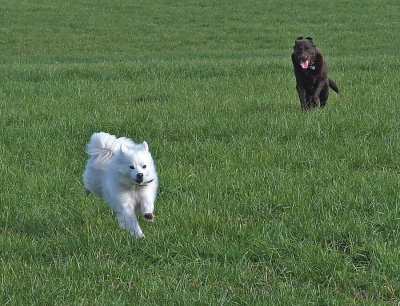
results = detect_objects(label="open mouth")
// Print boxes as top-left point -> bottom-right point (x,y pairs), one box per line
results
300,60 -> 309,69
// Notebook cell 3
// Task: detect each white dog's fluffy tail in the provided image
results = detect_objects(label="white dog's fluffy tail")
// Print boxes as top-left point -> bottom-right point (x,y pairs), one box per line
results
86,132 -> 127,165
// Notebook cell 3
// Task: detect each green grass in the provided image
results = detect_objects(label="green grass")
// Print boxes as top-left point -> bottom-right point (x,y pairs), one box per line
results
1,0 -> 400,304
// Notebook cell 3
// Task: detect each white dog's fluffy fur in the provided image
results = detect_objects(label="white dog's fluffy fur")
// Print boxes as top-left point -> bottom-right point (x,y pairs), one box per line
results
83,132 -> 158,238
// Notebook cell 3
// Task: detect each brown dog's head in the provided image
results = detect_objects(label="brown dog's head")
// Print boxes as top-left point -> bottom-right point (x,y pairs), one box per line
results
293,37 -> 316,70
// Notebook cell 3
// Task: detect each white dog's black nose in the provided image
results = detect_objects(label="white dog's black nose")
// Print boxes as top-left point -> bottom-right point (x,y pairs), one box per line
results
136,173 -> 144,182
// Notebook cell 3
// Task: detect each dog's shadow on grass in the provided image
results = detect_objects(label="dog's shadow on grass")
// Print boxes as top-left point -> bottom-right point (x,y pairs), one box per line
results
3,211 -> 88,239
3,218 -> 63,238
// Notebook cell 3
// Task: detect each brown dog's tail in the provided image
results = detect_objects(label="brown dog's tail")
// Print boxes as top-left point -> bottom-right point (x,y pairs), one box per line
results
329,78 -> 339,93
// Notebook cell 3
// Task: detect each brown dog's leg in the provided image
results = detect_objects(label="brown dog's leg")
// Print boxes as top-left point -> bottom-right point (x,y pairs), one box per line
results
296,84 -> 309,110
304,95 -> 312,111
311,81 -> 326,108
319,83 -> 329,108
310,98 -> 318,108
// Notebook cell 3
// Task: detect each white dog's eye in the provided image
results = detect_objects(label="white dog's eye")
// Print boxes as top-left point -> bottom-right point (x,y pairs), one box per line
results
142,165 -> 147,169
129,165 -> 135,169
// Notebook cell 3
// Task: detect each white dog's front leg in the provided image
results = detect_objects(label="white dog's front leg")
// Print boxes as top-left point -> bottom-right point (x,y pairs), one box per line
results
140,200 -> 155,222
116,209 -> 144,238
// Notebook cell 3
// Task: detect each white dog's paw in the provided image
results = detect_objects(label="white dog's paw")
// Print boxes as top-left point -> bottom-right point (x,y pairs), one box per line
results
130,229 -> 145,239
144,213 -> 155,222
135,233 -> 145,239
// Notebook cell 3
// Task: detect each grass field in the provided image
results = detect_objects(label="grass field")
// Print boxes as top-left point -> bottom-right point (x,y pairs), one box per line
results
1,0 -> 399,304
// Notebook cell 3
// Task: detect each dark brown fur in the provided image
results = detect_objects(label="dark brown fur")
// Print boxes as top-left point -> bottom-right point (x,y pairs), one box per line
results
292,37 -> 338,110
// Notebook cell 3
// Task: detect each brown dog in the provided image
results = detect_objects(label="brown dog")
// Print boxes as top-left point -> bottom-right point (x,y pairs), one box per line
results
292,37 -> 338,110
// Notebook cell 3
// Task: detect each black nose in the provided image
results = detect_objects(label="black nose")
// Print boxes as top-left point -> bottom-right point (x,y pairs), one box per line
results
137,173 -> 143,180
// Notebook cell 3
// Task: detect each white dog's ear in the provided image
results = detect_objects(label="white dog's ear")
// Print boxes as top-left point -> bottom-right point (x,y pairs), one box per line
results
141,141 -> 149,152
121,144 -> 129,155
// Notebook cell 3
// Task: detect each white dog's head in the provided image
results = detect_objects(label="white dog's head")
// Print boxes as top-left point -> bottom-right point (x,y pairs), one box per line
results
118,142 -> 157,186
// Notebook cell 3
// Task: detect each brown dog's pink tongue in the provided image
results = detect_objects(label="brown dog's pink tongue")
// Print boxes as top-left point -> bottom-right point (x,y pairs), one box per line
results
300,60 -> 309,69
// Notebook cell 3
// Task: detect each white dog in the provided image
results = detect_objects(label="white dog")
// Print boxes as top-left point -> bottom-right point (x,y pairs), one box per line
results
83,132 -> 158,238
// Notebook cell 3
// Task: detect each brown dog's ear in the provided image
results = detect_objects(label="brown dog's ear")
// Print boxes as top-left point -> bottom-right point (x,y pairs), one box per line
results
295,37 -> 303,41
305,37 -> 315,46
